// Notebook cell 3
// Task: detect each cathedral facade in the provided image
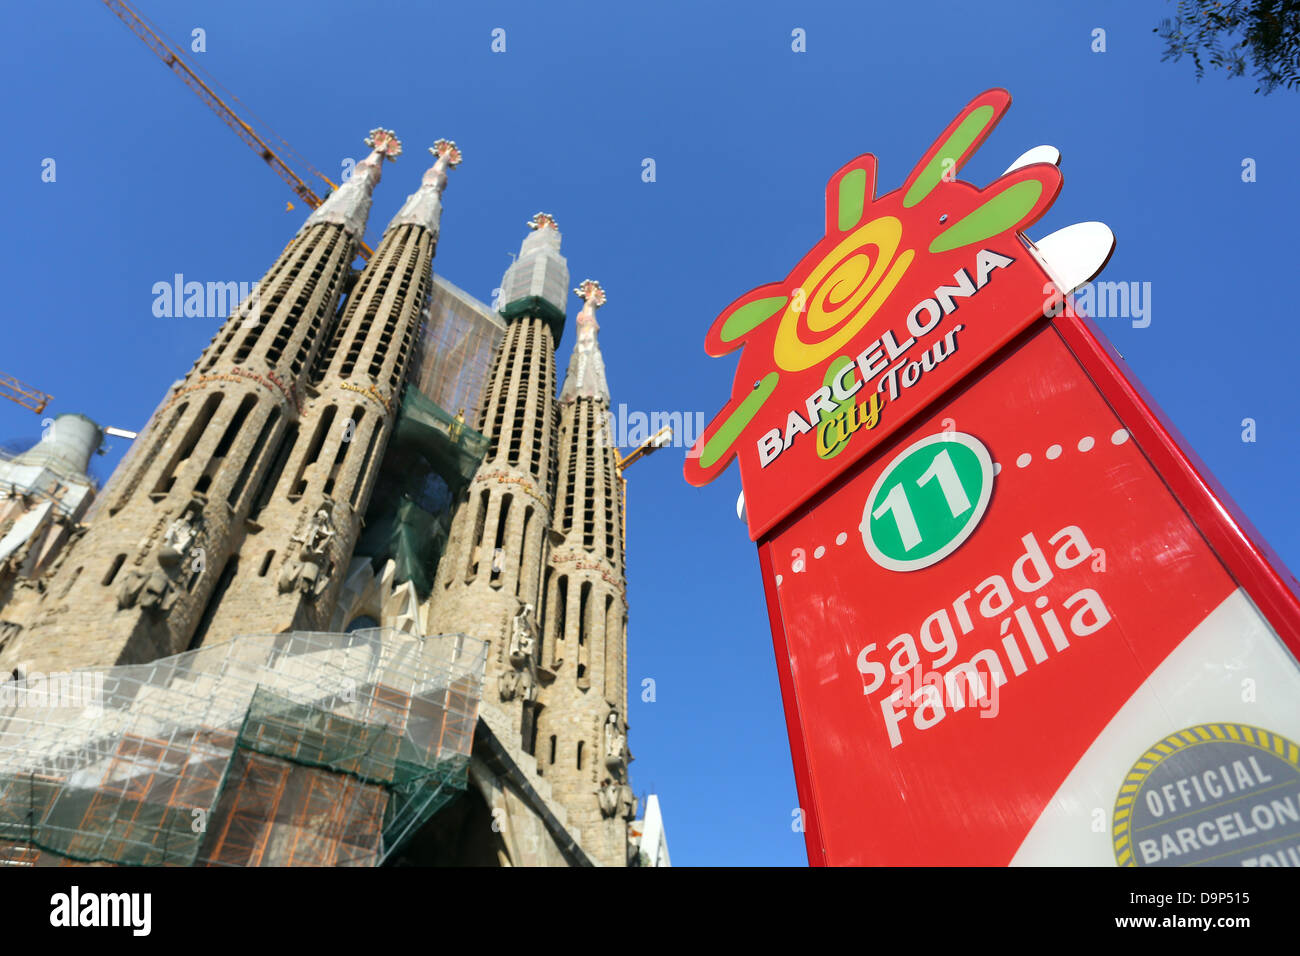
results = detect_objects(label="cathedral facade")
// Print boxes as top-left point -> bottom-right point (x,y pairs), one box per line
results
0,130 -> 638,867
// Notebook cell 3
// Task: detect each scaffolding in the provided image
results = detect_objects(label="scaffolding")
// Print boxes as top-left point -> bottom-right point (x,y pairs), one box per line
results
410,276 -> 505,431
347,275 -> 500,601
357,387 -> 490,599
0,628 -> 485,867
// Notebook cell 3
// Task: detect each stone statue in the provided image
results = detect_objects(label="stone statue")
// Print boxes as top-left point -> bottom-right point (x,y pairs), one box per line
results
603,711 -> 626,772
116,504 -> 203,615
509,603 -> 536,666
501,603 -> 539,703
498,665 -> 536,703
279,503 -> 337,597
117,568 -> 177,615
302,507 -> 336,558
159,501 -> 203,569
498,669 -> 520,702
597,779 -> 620,818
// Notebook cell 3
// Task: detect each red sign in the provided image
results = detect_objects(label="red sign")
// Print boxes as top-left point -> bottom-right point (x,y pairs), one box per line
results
684,89 -> 1064,539
762,319 -> 1292,863
688,90 -> 1300,866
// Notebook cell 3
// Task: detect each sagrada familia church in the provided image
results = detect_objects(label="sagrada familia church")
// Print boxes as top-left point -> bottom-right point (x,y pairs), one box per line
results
0,130 -> 661,867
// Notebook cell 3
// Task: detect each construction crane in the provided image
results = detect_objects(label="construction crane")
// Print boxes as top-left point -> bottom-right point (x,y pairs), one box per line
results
618,426 -> 673,472
1,372 -> 138,443
101,0 -> 373,260
616,425 -> 672,547
0,374 -> 52,415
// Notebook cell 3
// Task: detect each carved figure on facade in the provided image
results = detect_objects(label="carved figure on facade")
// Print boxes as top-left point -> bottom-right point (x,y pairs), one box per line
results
279,502 -> 337,597
117,500 -> 205,615
500,601 -> 540,702
596,776 -> 638,821
158,500 -> 203,570
497,665 -> 537,704
509,603 -> 536,666
116,567 -> 179,614
597,778 -> 619,817
596,709 -> 636,819
604,709 -> 627,772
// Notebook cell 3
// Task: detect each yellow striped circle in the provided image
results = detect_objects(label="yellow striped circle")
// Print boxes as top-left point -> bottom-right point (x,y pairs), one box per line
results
773,216 -> 914,373
1111,722 -> 1300,867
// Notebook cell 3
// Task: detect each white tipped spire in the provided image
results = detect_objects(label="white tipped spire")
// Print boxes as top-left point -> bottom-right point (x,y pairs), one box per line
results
301,128 -> 402,240
388,138 -> 462,234
499,213 -> 570,328
529,212 -> 559,232
510,213 -> 563,262
559,279 -> 610,404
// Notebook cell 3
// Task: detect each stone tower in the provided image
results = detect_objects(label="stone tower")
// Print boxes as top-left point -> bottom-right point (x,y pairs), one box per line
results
0,415 -> 104,660
194,139 -> 462,643
0,129 -> 402,674
537,279 -> 635,867
429,257 -> 636,867
0,156 -> 644,866
428,213 -> 567,748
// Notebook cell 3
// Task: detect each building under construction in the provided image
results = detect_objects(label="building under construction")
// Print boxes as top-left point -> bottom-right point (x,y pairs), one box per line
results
0,126 -> 662,867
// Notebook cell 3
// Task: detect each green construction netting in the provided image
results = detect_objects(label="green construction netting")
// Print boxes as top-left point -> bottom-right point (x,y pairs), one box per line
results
0,629 -> 485,867
358,387 -> 489,598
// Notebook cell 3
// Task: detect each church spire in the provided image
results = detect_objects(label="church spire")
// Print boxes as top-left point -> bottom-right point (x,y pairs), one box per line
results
388,138 -> 462,235
499,212 -> 570,340
301,128 -> 402,239
559,279 -> 610,404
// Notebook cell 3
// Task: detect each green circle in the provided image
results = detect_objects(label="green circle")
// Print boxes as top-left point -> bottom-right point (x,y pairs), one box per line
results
860,432 -> 994,572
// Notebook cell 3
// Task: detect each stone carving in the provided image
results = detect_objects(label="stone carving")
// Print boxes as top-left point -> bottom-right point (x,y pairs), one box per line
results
603,710 -> 626,773
509,603 -> 535,666
597,779 -> 619,818
500,602 -> 539,703
528,212 -> 558,232
116,568 -> 178,614
497,665 -> 536,704
117,500 -> 205,615
596,778 -> 638,822
596,709 -> 636,819
279,503 -> 336,597
158,500 -> 203,569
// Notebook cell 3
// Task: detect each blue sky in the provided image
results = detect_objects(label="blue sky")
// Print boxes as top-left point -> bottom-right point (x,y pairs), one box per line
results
3,1 -> 1297,866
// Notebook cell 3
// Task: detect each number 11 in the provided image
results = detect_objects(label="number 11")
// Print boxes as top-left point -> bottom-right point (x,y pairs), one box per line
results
872,449 -> 972,552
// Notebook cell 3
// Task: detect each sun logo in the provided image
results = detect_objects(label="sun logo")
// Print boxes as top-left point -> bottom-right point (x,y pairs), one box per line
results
685,89 -> 1065,509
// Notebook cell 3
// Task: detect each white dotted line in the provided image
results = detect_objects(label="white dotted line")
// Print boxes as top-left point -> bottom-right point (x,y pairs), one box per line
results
1003,428 -> 1128,472
774,428 -> 1132,587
